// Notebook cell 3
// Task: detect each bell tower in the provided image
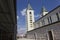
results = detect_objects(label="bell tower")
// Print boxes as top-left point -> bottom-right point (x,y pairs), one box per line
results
40,6 -> 48,18
26,4 -> 35,31
41,6 -> 48,16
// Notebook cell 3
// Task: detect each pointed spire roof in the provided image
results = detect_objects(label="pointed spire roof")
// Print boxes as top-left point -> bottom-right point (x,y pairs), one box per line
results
41,6 -> 48,16
42,6 -> 48,12
27,4 -> 33,10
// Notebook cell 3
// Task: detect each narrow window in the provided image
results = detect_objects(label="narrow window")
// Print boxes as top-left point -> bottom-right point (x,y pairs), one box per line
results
56,13 -> 59,21
30,20 -> 32,21
47,17 -> 52,24
30,12 -> 31,14
50,16 -> 52,23
48,31 -> 53,40
47,18 -> 50,24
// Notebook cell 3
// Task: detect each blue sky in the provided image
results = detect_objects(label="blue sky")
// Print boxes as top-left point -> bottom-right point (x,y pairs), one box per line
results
17,0 -> 60,36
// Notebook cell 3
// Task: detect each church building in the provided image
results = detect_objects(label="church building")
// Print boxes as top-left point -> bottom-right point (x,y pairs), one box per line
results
26,3 -> 60,40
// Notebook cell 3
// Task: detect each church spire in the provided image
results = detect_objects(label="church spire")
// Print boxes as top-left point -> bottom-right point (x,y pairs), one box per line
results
41,6 -> 48,16
27,0 -> 33,10
42,6 -> 48,12
27,4 -> 33,10
40,0 -> 48,16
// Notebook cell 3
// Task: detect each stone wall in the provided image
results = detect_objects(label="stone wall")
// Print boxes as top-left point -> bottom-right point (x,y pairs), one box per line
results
27,22 -> 60,40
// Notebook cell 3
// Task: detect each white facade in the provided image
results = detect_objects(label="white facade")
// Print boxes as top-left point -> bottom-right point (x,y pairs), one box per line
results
26,4 -> 35,31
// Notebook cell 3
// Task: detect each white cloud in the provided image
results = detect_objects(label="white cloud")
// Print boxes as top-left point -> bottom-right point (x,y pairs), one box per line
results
17,16 -> 19,20
20,8 -> 26,16
34,14 -> 40,18
34,14 -> 42,18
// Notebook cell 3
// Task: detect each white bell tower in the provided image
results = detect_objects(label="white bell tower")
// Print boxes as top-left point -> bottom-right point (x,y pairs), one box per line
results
26,4 -> 35,31
41,6 -> 48,17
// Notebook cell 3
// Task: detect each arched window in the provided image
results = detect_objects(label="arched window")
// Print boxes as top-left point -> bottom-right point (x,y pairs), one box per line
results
30,12 -> 31,14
